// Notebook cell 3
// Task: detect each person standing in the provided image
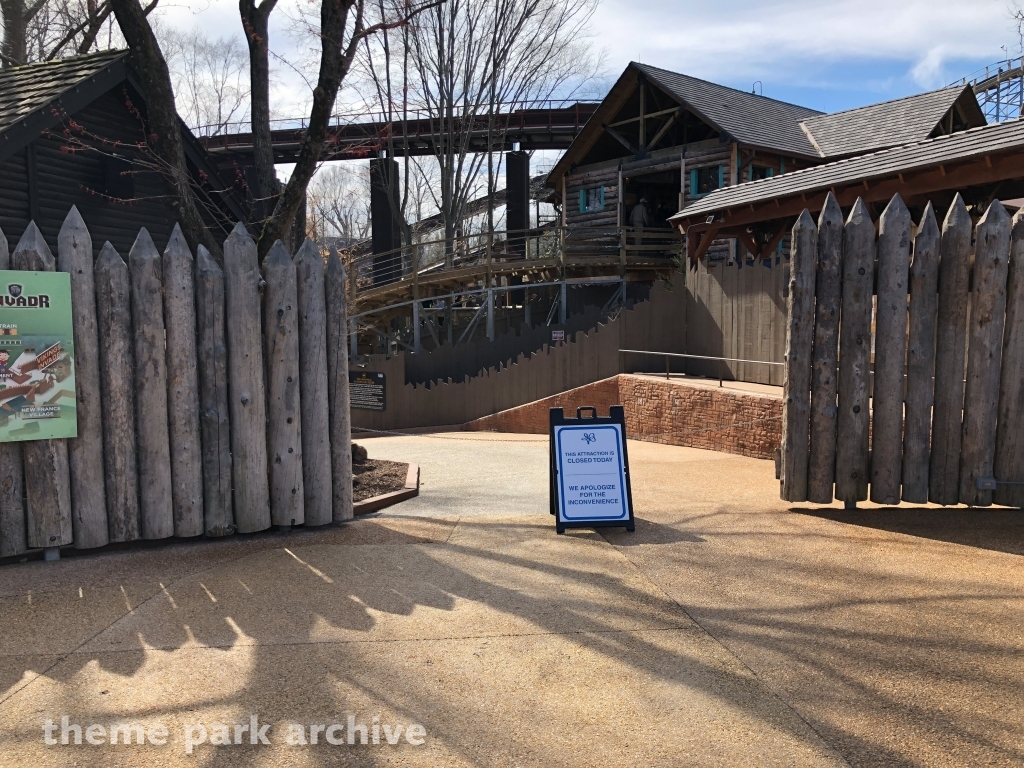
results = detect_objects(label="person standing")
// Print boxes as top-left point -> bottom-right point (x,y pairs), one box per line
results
629,197 -> 650,245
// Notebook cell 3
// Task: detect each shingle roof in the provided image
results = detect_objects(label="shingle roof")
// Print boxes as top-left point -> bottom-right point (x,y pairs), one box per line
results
799,85 -> 975,158
635,63 -> 824,158
0,50 -> 127,135
669,118 -> 1024,224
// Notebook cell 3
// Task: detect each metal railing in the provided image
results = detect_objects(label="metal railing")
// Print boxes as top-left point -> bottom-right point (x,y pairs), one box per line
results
619,349 -> 784,380
346,225 -> 681,299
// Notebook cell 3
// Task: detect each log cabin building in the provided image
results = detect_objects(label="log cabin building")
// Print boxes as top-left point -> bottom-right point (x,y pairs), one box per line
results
548,61 -> 984,263
547,62 -> 986,385
0,51 -> 248,256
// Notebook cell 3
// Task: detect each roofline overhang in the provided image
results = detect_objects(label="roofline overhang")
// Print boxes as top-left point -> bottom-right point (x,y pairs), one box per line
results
670,143 -> 1024,239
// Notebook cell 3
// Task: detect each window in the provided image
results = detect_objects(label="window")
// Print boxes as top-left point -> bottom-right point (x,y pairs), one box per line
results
578,186 -> 605,213
750,165 -> 775,182
689,166 -> 723,197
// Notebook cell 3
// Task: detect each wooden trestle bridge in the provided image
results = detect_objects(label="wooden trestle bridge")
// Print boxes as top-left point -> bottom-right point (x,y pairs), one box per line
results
344,225 -> 682,354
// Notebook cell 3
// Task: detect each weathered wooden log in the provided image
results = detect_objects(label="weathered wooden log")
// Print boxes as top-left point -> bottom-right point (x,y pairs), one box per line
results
94,242 -> 140,542
870,194 -> 911,504
129,228 -> 174,539
959,201 -> 1011,506
263,240 -> 303,527
223,223 -> 270,533
57,206 -> 108,549
195,245 -> 233,536
0,441 -> 24,557
294,238 -> 331,526
834,198 -> 875,503
12,222 -> 73,549
807,193 -> 843,503
901,203 -> 940,503
0,226 -> 26,558
995,209 -> 1024,508
162,224 -> 204,536
929,195 -> 972,505
780,210 -> 817,502
326,248 -> 354,521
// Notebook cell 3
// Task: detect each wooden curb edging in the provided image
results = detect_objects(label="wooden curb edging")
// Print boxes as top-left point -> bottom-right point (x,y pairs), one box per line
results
353,463 -> 420,515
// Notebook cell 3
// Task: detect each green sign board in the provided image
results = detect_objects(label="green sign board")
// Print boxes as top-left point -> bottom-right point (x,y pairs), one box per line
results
0,270 -> 77,442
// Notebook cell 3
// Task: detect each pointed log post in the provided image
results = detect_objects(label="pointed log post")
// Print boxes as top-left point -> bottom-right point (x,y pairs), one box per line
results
901,204 -> 941,503
929,195 -> 973,505
294,238 -> 332,527
870,194 -> 911,504
0,226 -> 26,558
13,222 -> 73,551
834,199 -> 875,504
807,193 -> 843,503
224,223 -> 270,533
780,210 -> 817,502
326,248 -> 353,521
995,210 -> 1024,508
263,240 -> 303,527
57,206 -> 108,549
959,201 -> 1011,506
130,228 -> 174,540
195,245 -> 233,536
162,225 -> 204,536
95,242 -> 140,542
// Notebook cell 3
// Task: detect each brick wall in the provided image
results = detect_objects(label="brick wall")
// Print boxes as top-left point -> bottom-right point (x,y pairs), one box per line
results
464,374 -> 781,460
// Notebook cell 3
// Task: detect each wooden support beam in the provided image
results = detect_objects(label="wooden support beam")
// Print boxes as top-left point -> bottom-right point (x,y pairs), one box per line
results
602,123 -> 637,154
648,108 -> 683,151
757,220 -> 790,260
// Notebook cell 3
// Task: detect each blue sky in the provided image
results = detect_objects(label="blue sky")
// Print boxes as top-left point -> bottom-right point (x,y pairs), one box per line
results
589,0 -> 1014,113
157,0 -> 1018,117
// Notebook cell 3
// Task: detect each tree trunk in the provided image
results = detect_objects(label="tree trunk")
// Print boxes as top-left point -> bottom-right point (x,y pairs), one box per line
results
239,0 -> 279,222
108,0 -> 223,259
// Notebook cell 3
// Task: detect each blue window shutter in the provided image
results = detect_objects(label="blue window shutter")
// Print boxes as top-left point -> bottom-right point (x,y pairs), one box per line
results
599,186 -> 605,209
767,168 -> 774,178
718,165 -> 724,188
579,189 -> 586,213
689,169 -> 697,196
780,158 -> 785,174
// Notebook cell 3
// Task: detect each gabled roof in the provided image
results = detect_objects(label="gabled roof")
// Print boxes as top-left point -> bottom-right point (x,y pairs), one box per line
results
799,85 -> 984,158
669,118 -> 1024,226
0,50 -> 248,223
0,50 -> 129,136
634,63 -> 824,159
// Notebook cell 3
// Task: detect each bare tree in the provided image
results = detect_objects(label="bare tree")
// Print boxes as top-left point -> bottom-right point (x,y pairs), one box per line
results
307,162 -> 371,243
252,0 -> 440,256
239,0 -> 278,222
3,0 -> 153,67
355,0 -> 600,263
109,0 -> 222,256
163,27 -> 250,135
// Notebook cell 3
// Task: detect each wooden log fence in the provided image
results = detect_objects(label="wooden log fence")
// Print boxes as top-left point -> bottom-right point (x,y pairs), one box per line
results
0,212 -> 353,562
781,193 -> 1024,508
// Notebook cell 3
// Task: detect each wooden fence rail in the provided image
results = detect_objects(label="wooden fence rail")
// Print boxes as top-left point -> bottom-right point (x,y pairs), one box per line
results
0,207 -> 353,562
781,193 -> 1024,507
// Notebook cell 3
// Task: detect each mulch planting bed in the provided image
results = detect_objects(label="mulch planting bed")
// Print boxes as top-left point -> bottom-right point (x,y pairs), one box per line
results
353,459 -> 410,503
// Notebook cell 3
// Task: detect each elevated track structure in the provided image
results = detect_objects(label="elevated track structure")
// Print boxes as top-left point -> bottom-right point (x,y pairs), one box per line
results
343,225 -> 682,356
197,101 -> 601,164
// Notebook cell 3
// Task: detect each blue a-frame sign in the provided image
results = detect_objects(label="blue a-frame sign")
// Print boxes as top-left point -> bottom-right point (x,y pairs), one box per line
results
549,406 -> 635,534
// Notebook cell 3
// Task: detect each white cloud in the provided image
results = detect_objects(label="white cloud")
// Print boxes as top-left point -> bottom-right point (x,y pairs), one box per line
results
591,0 -> 1010,90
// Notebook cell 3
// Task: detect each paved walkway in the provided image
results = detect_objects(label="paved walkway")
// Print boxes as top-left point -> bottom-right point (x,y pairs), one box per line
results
0,433 -> 1022,766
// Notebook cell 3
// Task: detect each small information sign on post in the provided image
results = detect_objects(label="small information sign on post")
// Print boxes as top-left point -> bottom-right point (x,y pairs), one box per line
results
549,406 -> 635,534
349,371 -> 386,411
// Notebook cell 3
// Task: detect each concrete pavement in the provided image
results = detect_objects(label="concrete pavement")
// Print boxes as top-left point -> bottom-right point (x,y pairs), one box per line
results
0,432 -> 1021,766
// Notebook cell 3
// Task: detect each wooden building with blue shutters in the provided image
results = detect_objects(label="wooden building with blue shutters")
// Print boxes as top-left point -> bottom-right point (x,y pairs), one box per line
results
548,61 -> 985,265
0,51 -> 248,256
